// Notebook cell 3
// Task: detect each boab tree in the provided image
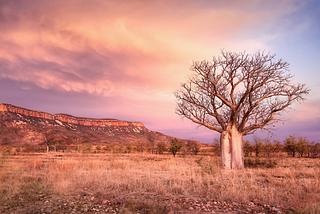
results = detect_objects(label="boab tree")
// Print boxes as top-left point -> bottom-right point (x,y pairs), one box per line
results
175,50 -> 309,169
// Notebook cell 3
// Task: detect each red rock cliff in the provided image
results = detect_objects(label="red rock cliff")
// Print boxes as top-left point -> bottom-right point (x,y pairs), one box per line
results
0,103 -> 54,120
0,103 -> 144,127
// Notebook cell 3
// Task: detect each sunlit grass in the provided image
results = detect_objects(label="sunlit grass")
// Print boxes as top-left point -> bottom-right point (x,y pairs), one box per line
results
2,152 -> 320,212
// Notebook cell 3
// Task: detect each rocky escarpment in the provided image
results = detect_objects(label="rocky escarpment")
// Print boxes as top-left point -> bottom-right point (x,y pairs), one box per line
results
0,103 -> 144,128
0,103 -> 148,133
0,103 -> 173,146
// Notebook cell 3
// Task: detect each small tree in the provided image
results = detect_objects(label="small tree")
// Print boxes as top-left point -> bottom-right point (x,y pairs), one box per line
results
253,137 -> 263,157
126,143 -> 132,153
243,140 -> 253,157
212,138 -> 221,156
168,138 -> 183,157
103,144 -> 111,153
296,137 -> 308,158
15,146 -> 21,153
43,130 -> 59,153
145,141 -> 152,153
135,140 -> 145,155
147,135 -> 156,154
284,135 -> 297,157
263,138 -> 273,157
306,141 -> 317,158
96,145 -> 102,153
74,137 -> 83,153
114,144 -> 124,153
186,140 -> 201,155
175,50 -> 309,169
82,143 -> 93,153
156,141 -> 167,154
272,140 -> 282,157
309,143 -> 320,158
1,145 -> 12,155
50,140 -> 59,153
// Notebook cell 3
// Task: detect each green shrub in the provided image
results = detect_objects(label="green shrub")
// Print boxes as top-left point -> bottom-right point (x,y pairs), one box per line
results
95,145 -> 102,153
156,141 -> 167,154
1,146 -> 12,155
168,138 -> 183,157
82,143 -> 93,153
186,140 -> 201,155
23,144 -> 39,153
284,135 -> 298,157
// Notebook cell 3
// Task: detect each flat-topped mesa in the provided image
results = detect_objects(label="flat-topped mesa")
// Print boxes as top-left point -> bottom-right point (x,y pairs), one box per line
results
54,113 -> 144,127
0,103 -> 53,120
0,103 -> 145,127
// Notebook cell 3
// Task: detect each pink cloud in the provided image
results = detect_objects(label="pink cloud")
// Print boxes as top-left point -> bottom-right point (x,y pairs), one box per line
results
0,0 -> 304,95
0,0 -> 317,143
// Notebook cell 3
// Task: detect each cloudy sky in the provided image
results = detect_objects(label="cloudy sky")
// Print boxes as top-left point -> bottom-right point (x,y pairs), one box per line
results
0,0 -> 319,143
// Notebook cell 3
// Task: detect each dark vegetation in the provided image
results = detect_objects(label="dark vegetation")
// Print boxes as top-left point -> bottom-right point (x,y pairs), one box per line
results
1,132 -> 319,161
242,135 -> 320,158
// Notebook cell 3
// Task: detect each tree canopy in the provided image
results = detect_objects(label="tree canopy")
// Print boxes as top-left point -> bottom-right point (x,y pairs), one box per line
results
175,50 -> 310,136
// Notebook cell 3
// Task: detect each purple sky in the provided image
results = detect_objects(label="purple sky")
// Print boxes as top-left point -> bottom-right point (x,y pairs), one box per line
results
0,0 -> 319,143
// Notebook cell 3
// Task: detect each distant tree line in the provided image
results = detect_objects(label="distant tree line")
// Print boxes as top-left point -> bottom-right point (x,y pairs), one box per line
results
212,135 -> 320,158
1,134 -> 319,158
0,136 -> 202,157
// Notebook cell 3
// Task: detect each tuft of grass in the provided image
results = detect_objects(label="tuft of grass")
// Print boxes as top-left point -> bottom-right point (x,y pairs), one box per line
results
0,160 -> 52,208
195,157 -> 221,175
244,157 -> 277,168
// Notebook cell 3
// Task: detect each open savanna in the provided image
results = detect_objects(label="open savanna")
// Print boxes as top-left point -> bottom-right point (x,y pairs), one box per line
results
1,150 -> 320,213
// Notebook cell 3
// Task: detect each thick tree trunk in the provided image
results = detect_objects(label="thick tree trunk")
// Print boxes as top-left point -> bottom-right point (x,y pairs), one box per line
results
220,130 -> 231,169
220,124 -> 244,169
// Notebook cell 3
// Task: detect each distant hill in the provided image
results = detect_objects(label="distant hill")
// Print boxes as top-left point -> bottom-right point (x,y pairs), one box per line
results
0,103 -> 183,147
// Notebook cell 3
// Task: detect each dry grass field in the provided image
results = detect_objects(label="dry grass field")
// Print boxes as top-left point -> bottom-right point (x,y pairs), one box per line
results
1,151 -> 320,213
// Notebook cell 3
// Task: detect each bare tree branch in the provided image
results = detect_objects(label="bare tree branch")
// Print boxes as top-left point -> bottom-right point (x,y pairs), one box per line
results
175,50 -> 310,136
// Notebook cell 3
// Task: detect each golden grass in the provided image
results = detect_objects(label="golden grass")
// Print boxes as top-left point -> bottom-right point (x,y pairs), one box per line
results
4,152 -> 320,211
0,155 -> 52,208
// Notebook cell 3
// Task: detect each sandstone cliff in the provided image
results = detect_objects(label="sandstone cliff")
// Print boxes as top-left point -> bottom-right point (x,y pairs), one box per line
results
0,103 -> 174,146
0,103 -> 144,127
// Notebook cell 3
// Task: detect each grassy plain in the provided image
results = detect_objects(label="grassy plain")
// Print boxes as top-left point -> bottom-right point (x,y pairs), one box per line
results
1,151 -> 320,213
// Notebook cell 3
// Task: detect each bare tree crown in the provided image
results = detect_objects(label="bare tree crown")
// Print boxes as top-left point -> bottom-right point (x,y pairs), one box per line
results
175,50 -> 310,135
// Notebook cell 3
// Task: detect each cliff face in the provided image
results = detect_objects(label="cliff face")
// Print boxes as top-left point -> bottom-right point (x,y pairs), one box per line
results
0,103 -> 174,147
0,103 -> 53,120
0,103 -> 144,127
